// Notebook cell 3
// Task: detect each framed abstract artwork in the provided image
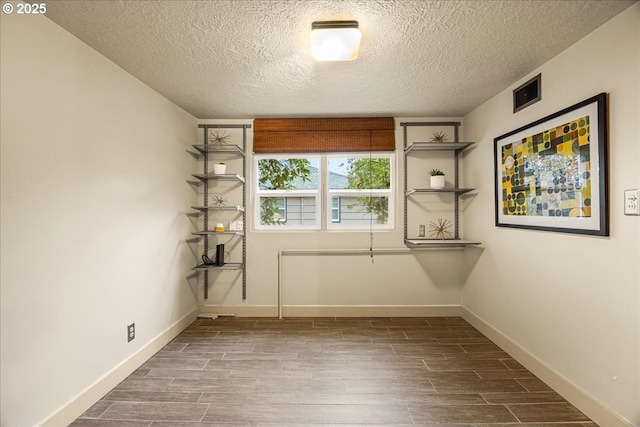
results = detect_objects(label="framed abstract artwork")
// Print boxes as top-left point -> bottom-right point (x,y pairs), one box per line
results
494,93 -> 609,236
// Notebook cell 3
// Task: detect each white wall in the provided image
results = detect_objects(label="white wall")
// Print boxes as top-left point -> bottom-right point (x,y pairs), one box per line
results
197,119 -> 468,316
462,4 -> 639,424
0,11 -> 197,427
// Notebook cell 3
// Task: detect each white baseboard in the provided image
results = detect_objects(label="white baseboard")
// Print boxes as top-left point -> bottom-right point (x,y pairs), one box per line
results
39,308 -> 198,427
198,304 -> 461,318
198,304 -> 279,317
283,304 -> 461,317
461,307 -> 632,427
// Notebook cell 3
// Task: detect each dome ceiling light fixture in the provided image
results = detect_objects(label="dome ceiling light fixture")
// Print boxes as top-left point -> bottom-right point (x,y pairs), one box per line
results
310,20 -> 361,61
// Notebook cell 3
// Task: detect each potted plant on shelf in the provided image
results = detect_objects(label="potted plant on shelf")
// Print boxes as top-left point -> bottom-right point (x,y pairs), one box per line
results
430,169 -> 445,189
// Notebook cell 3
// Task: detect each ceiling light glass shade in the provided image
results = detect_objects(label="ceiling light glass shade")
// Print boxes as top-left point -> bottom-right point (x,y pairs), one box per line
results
310,21 -> 361,61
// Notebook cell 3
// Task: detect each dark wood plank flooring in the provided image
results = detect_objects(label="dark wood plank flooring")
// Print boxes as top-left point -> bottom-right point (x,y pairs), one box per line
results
71,317 -> 596,426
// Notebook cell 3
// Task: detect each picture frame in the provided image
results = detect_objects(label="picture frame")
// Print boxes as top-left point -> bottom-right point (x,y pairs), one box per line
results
494,92 -> 609,236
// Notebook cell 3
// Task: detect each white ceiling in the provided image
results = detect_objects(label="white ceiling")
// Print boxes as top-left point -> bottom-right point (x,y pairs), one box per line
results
43,0 -> 636,119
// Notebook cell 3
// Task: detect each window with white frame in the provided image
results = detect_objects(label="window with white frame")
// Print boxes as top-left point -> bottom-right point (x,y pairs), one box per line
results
255,154 -> 393,230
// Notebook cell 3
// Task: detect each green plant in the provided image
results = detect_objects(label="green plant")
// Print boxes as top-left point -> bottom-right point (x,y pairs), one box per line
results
430,169 -> 445,176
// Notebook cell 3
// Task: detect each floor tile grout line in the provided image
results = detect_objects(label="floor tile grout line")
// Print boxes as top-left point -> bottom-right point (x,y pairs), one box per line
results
406,402 -> 418,425
92,401 -> 115,419
515,377 -> 533,392
427,378 -> 436,394
198,402 -> 211,422
500,357 -> 515,371
504,402 -> 522,423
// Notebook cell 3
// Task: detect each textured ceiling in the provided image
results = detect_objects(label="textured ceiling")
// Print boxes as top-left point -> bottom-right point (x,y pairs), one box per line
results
43,0 -> 636,119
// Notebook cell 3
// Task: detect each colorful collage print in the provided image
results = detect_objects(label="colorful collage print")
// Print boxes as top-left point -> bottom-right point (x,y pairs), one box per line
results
500,116 -> 591,218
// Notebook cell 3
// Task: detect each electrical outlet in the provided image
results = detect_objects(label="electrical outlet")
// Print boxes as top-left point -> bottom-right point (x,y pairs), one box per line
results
418,224 -> 425,237
624,189 -> 640,215
127,323 -> 135,342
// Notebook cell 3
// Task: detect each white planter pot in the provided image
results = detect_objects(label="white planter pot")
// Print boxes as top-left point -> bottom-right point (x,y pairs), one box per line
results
430,175 -> 445,189
212,163 -> 227,175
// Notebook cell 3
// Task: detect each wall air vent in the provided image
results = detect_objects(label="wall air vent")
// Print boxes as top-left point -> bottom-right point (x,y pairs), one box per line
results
513,73 -> 541,113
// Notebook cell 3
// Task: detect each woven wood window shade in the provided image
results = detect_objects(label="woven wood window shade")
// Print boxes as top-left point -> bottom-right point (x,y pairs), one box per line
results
253,117 -> 395,153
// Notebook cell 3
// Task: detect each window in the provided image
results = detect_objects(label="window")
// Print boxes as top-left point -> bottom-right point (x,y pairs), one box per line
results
255,154 -> 393,230
331,197 -> 341,223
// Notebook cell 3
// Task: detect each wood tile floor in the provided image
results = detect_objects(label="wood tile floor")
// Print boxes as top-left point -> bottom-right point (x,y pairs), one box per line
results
71,317 -> 597,426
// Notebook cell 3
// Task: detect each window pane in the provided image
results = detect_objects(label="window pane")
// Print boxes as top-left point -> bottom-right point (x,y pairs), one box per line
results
260,197 -> 285,225
260,196 -> 317,226
328,157 -> 390,190
340,196 -> 389,225
258,158 -> 319,190
327,155 -> 392,229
